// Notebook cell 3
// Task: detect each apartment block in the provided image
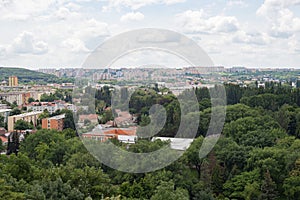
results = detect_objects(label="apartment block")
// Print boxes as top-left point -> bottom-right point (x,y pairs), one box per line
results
0,92 -> 31,106
42,114 -> 65,131
27,101 -> 77,114
7,111 -> 42,131
9,76 -> 18,87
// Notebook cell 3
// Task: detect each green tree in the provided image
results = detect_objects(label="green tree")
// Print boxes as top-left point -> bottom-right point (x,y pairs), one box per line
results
260,170 -> 278,200
283,159 -> 300,199
0,179 -> 25,199
14,120 -> 33,131
223,169 -> 260,199
10,108 -> 21,116
183,136 -> 204,178
150,181 -> 189,200
28,97 -> 35,103
0,115 -> 5,128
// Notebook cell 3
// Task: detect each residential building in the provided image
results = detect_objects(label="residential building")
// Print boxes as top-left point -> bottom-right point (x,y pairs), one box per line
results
42,114 -> 65,131
9,76 -> 18,87
0,104 -> 9,109
26,101 -> 76,114
0,109 -> 11,123
79,114 -> 98,124
113,109 -> 136,127
82,126 -> 137,143
7,111 -> 42,131
0,92 -> 30,105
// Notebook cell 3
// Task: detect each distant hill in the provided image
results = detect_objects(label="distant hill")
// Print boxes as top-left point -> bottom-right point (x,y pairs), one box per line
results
0,67 -> 74,84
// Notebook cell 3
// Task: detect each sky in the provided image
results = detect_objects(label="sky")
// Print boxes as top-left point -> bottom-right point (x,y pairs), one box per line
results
0,0 -> 300,69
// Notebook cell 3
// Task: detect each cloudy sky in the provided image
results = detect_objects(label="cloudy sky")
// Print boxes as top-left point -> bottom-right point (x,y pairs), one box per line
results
0,0 -> 300,69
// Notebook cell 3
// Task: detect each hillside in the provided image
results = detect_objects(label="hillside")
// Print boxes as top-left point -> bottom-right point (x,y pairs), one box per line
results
0,67 -> 73,84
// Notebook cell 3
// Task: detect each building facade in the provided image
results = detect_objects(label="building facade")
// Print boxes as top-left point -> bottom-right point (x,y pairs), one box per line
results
42,114 -> 65,131
27,101 -> 77,114
9,76 -> 18,87
7,111 -> 42,131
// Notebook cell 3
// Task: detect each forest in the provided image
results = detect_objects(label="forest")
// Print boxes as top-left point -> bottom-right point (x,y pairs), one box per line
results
0,67 -> 74,84
1,83 -> 300,199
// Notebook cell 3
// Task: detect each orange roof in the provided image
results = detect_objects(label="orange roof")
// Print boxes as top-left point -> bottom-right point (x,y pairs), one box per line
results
102,128 -> 136,136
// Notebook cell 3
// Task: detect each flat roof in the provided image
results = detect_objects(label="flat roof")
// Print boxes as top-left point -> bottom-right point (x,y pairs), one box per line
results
48,114 -> 65,120
0,109 -> 11,113
9,111 -> 43,118
152,137 -> 194,151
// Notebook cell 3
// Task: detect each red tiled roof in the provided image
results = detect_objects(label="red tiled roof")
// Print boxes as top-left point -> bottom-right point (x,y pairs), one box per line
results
102,128 -> 136,136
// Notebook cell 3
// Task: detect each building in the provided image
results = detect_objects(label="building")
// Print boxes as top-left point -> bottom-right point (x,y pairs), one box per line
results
1,80 -> 7,86
0,92 -> 31,106
0,104 -> 10,109
113,109 -> 136,127
0,109 -> 11,124
42,114 -> 65,131
152,137 -> 194,151
9,76 -> 18,87
79,114 -> 98,124
82,126 -> 137,143
26,101 -> 77,114
7,111 -> 42,132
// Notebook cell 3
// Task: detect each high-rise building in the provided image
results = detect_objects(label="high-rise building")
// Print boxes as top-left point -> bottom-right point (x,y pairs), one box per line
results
9,76 -> 18,87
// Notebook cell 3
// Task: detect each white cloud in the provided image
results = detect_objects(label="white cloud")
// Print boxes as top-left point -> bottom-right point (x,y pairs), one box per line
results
176,10 -> 239,34
288,35 -> 300,52
73,18 -> 110,40
65,2 -> 81,11
0,0 -> 57,20
257,0 -> 300,17
0,46 -> 7,58
164,0 -> 185,5
257,0 -> 300,38
120,12 -> 144,22
62,38 -> 90,53
10,31 -> 48,54
55,7 -> 80,20
226,0 -> 248,7
232,31 -> 269,45
102,0 -> 186,11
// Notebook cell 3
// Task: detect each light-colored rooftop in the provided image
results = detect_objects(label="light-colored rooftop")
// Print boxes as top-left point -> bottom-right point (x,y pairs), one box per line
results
10,111 -> 43,118
48,114 -> 65,120
0,109 -> 12,113
152,137 -> 194,151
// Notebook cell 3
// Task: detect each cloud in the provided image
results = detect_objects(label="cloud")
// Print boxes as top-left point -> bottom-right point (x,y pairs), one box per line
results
226,0 -> 248,7
257,0 -> 300,17
0,46 -> 7,58
73,18 -> 110,40
120,12 -> 144,22
288,35 -> 300,53
11,31 -> 48,54
176,10 -> 239,34
102,0 -> 186,11
62,38 -> 90,53
232,31 -> 268,45
257,0 -> 300,38
0,0 -> 57,20
55,7 -> 80,20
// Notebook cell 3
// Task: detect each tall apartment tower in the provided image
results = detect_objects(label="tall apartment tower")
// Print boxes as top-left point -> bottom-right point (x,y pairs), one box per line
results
9,76 -> 18,87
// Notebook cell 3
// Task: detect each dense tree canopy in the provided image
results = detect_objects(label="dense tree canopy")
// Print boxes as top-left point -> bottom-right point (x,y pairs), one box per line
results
0,84 -> 300,199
